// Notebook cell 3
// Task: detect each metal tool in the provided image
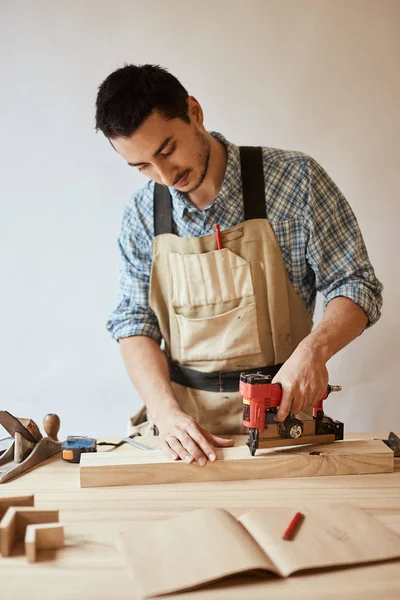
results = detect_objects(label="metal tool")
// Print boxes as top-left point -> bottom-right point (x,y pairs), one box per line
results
119,437 -> 153,451
0,411 -> 61,483
98,433 -> 153,452
379,431 -> 400,457
0,436 -> 13,457
240,372 -> 344,455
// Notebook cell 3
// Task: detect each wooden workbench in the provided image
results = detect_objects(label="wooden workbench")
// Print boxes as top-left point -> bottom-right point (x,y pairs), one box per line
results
1,432 -> 399,600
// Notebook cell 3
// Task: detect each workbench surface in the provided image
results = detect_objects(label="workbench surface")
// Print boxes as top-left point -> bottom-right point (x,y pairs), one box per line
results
1,432 -> 399,600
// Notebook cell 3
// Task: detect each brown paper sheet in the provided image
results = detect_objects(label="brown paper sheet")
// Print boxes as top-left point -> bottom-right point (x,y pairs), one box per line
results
239,504 -> 400,577
119,503 -> 400,598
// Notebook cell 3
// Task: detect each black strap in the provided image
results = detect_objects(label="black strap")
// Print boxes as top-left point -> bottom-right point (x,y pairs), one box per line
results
153,146 -> 266,235
154,183 -> 173,236
167,356 -> 282,393
239,146 -> 267,220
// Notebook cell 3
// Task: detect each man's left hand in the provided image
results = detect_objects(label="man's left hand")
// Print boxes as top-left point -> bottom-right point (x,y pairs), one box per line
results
273,340 -> 329,422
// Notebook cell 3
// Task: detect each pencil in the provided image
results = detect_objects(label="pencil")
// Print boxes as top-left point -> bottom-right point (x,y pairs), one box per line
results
214,224 -> 223,250
283,512 -> 304,540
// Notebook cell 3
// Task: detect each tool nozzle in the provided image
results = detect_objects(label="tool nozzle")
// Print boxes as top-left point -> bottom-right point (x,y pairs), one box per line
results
329,385 -> 342,393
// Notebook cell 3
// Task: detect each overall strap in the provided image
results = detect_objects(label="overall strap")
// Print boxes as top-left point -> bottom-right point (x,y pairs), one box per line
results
153,146 -> 266,236
239,146 -> 267,220
154,183 -> 173,236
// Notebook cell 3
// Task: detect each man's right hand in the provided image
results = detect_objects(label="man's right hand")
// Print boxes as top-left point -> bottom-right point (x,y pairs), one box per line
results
156,409 -> 234,466
119,336 -> 234,466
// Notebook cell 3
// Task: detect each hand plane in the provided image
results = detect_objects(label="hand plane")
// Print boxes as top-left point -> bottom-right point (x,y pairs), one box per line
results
379,432 -> 400,457
0,411 -> 61,483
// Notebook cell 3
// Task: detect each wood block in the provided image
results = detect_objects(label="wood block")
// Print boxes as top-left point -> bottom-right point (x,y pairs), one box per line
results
25,523 -> 64,562
258,433 -> 335,449
0,494 -> 34,552
79,439 -> 394,488
0,494 -> 34,520
0,507 -> 59,556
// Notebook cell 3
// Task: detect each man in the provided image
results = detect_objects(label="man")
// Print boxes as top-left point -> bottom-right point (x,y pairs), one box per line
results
95,64 -> 383,467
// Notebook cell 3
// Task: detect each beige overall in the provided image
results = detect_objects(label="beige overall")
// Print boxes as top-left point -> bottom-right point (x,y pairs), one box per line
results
129,217 -> 313,436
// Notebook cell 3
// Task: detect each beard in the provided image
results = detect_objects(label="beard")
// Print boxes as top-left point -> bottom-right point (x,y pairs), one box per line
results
174,131 -> 211,194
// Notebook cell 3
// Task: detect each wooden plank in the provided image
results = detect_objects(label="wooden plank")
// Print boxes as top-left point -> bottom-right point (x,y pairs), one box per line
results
25,523 -> 64,562
80,439 -> 394,488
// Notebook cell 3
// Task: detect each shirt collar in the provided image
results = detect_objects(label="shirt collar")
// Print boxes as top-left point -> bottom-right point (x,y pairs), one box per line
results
169,131 -> 241,216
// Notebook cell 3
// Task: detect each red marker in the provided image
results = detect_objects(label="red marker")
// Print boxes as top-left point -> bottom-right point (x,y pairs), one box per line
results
214,224 -> 223,250
283,512 -> 304,541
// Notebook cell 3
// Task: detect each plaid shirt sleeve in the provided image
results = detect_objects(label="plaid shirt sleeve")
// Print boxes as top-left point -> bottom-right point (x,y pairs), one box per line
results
304,157 -> 383,327
106,188 -> 162,344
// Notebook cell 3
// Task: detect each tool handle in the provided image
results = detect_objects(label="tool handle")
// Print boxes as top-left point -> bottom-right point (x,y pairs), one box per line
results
43,414 -> 60,441
313,385 -> 342,417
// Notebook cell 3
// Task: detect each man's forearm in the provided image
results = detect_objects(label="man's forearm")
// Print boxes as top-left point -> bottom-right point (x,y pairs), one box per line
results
273,296 -> 369,420
301,296 -> 369,362
119,336 -> 180,421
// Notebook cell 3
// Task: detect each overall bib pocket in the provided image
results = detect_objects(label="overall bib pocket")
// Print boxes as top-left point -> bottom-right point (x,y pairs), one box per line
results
168,248 -> 262,362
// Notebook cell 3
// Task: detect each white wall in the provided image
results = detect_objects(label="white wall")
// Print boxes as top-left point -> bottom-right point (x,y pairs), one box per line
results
1,0 -> 399,439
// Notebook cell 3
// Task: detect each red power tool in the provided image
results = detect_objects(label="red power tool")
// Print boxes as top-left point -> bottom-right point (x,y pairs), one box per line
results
240,372 -> 344,455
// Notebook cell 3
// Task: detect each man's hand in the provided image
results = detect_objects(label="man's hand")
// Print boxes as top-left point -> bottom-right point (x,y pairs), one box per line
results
273,340 -> 329,422
272,297 -> 369,422
156,408 -> 234,466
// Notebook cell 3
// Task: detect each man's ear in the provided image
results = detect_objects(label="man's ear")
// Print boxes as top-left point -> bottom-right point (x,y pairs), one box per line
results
187,96 -> 204,125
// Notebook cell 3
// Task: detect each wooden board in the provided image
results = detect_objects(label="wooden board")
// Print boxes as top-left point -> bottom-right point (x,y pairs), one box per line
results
79,439 -> 394,488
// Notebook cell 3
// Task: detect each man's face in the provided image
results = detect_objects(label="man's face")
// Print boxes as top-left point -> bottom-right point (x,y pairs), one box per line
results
111,101 -> 211,194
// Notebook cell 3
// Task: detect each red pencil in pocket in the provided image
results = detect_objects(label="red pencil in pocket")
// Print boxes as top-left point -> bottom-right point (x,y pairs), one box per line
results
214,224 -> 223,250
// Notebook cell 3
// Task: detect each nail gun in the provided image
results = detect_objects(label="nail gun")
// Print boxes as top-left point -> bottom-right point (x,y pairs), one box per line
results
240,372 -> 344,456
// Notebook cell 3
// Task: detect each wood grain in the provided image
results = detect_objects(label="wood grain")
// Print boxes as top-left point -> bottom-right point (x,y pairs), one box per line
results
80,439 -> 394,488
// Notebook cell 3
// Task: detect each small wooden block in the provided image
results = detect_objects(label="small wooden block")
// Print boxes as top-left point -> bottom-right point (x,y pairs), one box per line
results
0,495 -> 34,553
0,494 -> 34,520
0,507 -> 59,556
258,433 -> 335,449
25,523 -> 64,562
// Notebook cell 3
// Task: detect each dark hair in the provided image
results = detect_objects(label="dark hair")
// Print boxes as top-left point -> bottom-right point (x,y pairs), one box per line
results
95,64 -> 190,139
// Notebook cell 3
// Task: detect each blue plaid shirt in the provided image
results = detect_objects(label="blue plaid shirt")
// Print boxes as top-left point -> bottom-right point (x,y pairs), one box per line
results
107,132 -> 383,344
